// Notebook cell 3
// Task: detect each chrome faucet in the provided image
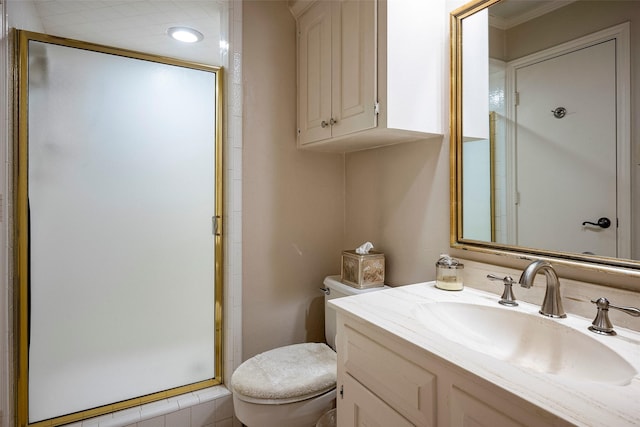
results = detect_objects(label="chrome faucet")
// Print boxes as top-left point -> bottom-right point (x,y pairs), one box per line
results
518,260 -> 566,318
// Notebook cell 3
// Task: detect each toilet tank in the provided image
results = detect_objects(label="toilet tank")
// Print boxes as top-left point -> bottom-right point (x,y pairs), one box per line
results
323,275 -> 388,350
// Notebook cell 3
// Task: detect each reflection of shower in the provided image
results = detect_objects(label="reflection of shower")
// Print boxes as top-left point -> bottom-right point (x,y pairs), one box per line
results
28,41 -> 48,86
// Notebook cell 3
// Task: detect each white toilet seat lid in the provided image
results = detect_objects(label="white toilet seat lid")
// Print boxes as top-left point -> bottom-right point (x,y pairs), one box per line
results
231,342 -> 336,404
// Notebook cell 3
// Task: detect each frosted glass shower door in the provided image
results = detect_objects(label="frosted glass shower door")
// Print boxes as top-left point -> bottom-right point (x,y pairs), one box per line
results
24,38 -> 219,423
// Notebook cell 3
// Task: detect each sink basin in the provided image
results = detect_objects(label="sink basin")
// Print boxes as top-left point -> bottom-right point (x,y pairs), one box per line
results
414,302 -> 637,385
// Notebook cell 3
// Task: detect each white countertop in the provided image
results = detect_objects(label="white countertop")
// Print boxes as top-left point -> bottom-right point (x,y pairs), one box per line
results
329,281 -> 640,427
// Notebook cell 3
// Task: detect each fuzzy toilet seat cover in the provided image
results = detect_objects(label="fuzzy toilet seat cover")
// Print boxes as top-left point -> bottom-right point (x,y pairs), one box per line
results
231,343 -> 337,403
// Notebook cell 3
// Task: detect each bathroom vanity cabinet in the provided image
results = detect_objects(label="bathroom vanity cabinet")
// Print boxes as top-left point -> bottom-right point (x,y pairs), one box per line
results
291,0 -> 444,152
335,313 -> 569,427
330,282 -> 640,427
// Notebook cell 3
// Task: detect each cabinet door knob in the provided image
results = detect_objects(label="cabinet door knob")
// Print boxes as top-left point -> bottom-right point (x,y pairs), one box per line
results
321,119 -> 337,128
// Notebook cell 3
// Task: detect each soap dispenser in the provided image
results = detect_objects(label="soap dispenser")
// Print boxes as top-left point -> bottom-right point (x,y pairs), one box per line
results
435,254 -> 464,291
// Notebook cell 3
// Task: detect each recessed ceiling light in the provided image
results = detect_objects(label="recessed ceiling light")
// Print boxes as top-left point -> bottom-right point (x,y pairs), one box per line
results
167,27 -> 204,43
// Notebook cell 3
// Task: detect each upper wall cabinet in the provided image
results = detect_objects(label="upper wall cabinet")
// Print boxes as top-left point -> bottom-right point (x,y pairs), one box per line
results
291,0 -> 445,152
297,0 -> 376,146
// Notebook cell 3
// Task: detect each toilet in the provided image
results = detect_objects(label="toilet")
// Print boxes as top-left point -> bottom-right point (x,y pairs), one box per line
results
231,275 -> 387,427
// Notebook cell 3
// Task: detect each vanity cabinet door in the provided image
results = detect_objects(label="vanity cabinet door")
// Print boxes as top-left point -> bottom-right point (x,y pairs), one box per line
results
444,378 -> 572,427
340,324 -> 436,426
297,0 -> 376,147
449,386 -> 527,427
339,373 -> 414,427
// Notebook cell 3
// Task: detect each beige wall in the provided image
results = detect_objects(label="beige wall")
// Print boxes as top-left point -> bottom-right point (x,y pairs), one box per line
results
242,1 -> 345,359
242,0 -> 640,363
241,1 -> 452,359
344,139 -> 450,285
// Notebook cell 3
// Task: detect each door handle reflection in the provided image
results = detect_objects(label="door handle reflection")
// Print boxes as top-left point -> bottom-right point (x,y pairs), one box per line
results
581,217 -> 611,229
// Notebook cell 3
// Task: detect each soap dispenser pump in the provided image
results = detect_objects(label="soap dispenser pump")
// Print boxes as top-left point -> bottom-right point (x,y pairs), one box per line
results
435,254 -> 464,291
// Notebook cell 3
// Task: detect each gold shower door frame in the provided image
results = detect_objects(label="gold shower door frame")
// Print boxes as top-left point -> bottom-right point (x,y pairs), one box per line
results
14,30 -> 224,427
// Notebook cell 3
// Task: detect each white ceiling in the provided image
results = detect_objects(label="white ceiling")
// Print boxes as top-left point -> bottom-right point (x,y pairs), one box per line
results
21,0 -> 574,62
18,0 -> 226,65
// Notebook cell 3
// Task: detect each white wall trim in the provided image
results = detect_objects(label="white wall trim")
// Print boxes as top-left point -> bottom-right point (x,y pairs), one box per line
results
224,0 -> 243,383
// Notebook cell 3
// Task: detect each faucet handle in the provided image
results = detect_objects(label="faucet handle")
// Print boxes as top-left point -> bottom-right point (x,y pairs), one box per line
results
588,297 -> 640,336
487,274 -> 518,307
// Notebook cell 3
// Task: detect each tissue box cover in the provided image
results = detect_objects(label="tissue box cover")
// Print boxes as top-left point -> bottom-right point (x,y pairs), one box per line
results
341,250 -> 385,289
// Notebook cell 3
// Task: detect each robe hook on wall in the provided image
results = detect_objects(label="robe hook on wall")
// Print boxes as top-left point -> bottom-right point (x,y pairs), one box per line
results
552,107 -> 567,119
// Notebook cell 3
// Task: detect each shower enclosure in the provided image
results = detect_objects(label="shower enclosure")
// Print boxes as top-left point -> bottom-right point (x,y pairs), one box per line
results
15,30 -> 223,426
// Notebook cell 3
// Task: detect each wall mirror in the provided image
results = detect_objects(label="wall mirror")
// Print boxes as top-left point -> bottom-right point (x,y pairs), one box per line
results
450,0 -> 640,272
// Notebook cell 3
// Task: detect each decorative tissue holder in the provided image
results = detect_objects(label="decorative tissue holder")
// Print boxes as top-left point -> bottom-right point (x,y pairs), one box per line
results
341,250 -> 385,289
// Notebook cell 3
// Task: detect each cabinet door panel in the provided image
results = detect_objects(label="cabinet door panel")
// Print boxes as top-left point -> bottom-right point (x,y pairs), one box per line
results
343,325 -> 436,426
450,386 -> 526,427
332,0 -> 376,138
339,374 -> 414,427
298,1 -> 332,145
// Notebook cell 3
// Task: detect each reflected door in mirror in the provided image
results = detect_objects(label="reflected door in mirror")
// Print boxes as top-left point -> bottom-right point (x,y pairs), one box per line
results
513,40 -> 617,257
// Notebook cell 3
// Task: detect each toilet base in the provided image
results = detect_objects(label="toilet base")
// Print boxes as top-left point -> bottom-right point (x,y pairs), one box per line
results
233,387 -> 336,427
